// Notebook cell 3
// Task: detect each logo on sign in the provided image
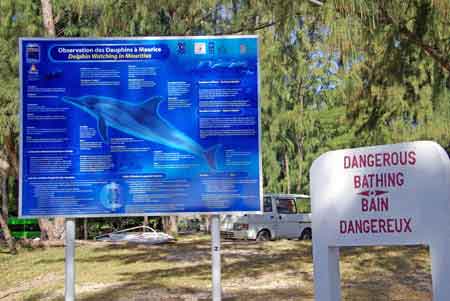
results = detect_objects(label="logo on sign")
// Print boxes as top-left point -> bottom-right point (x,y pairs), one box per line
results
177,42 -> 186,55
28,64 -> 39,74
208,42 -> 215,55
26,44 -> 40,63
218,45 -> 227,55
240,44 -> 247,54
194,42 -> 206,54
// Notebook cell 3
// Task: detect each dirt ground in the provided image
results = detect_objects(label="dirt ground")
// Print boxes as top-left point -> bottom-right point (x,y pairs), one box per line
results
0,236 -> 432,300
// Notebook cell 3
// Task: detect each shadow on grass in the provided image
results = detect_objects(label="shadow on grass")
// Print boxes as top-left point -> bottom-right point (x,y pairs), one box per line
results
77,284 -> 314,301
36,237 -> 281,266
39,281 -> 314,301
26,238 -> 314,300
339,245 -> 431,299
22,241 -> 431,300
23,292 -> 53,301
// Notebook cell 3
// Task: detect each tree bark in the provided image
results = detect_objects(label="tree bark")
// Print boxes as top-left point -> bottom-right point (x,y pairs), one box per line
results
143,216 -> 149,232
38,219 -> 52,240
37,0 -> 66,241
162,216 -> 178,237
1,175 -> 8,220
202,216 -> 211,233
0,141 -> 16,253
284,152 -> 290,194
41,0 -> 56,36
169,216 -> 178,236
296,136 -> 304,193
162,216 -> 168,232
3,134 -> 18,178
0,147 -> 10,220
0,209 -> 16,254
52,218 -> 66,240
84,218 -> 88,240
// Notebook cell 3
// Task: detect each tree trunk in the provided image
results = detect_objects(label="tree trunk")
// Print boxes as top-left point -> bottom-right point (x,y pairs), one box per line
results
38,219 -> 52,240
1,176 -> 8,220
296,157 -> 303,193
284,152 -> 290,194
143,216 -> 149,232
169,216 -> 178,236
202,216 -> 211,233
52,218 -> 66,239
84,218 -> 88,240
0,209 -> 16,254
3,134 -> 18,178
162,216 -> 178,237
162,216 -> 168,232
296,137 -> 304,193
41,0 -> 56,36
36,0 -> 66,241
0,150 -> 10,223
0,147 -> 16,253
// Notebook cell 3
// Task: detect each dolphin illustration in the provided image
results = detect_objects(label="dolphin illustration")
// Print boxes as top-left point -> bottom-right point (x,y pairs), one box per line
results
62,95 -> 219,169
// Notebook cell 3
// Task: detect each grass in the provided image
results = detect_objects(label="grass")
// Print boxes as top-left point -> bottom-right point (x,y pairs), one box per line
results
0,235 -> 431,300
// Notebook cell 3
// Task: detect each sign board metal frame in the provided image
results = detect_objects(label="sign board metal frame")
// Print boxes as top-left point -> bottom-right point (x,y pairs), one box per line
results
19,36 -> 262,218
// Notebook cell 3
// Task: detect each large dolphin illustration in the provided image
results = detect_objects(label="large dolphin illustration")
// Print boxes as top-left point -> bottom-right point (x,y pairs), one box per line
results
62,95 -> 219,169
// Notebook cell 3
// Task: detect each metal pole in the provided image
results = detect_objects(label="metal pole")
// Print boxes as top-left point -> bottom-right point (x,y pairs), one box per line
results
211,215 -> 221,301
65,219 -> 76,301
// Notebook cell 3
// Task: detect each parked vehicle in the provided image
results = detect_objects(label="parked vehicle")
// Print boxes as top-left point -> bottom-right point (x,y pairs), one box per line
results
95,226 -> 174,244
8,217 -> 41,239
221,193 -> 311,241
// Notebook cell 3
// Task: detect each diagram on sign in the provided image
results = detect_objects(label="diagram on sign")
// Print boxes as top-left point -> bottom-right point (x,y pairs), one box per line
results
100,182 -> 123,211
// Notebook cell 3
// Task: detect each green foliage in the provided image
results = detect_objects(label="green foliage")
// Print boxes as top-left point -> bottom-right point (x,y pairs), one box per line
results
321,0 -> 450,149
0,0 -> 42,133
260,3 -> 352,194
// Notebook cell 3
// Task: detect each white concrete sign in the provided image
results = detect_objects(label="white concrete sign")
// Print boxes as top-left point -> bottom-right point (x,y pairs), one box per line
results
310,141 -> 450,301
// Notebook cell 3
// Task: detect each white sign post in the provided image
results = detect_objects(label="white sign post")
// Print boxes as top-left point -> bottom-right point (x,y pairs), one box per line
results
65,219 -> 76,301
211,215 -> 222,301
310,141 -> 450,301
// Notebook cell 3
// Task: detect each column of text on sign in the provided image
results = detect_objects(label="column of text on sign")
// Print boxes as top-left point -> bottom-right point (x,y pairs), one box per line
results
340,151 -> 416,234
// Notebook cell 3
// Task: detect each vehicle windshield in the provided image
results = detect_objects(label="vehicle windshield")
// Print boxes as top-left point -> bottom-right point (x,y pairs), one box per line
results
296,197 -> 311,213
263,197 -> 272,212
276,199 -> 296,214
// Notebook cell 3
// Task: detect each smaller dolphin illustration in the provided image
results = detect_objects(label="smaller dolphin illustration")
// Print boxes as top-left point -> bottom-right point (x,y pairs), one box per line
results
45,69 -> 63,80
196,60 -> 250,73
62,95 -> 219,169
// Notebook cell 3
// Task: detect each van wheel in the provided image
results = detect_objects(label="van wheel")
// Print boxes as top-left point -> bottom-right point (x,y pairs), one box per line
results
256,230 -> 271,241
300,228 -> 312,240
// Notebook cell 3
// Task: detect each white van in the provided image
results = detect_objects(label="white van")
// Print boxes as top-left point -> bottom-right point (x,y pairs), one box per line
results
220,194 -> 312,241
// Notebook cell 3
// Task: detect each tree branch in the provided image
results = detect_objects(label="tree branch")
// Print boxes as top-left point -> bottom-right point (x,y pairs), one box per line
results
397,26 -> 450,73
379,6 -> 450,73
217,21 -> 276,35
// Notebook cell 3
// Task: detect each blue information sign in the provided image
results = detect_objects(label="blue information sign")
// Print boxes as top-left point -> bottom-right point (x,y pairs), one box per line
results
19,36 -> 261,217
